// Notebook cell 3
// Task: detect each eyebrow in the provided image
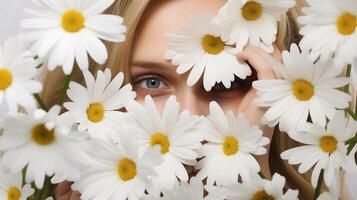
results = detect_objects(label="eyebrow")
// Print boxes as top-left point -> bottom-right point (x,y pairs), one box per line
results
131,61 -> 175,71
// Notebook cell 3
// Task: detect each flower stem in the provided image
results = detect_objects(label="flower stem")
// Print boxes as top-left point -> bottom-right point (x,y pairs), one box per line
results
33,187 -> 42,200
33,55 -> 43,69
258,171 -> 265,179
21,167 -> 27,187
346,134 -> 357,155
31,177 -> 53,200
34,94 -> 48,111
344,64 -> 352,93
36,63 -> 44,69
346,108 -> 357,120
346,135 -> 357,145
313,169 -> 324,200
58,72 -> 73,106
343,64 -> 356,120
41,176 -> 54,199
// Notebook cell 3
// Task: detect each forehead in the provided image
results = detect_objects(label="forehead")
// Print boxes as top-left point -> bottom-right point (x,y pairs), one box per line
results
132,0 -> 226,62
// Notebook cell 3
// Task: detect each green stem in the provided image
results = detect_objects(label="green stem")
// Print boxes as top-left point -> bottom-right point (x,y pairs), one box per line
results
31,177 -> 53,200
58,72 -> 73,106
313,169 -> 324,200
355,96 -> 357,115
21,167 -> 27,187
41,176 -> 54,199
347,144 -> 356,156
346,108 -> 357,120
355,92 -> 357,114
345,134 -> 357,145
36,63 -> 44,69
258,171 -> 265,179
343,64 -> 356,120
346,134 -> 357,155
34,187 -> 42,200
33,55 -> 43,69
34,94 -> 48,111
344,64 -> 352,93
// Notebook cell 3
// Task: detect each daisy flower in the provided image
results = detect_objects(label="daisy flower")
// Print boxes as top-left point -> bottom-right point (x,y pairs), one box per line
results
253,44 -> 351,132
22,0 -> 127,74
125,95 -> 203,193
0,35 -> 43,113
147,177 -> 225,200
195,101 -> 270,186
0,169 -> 34,200
72,133 -> 163,200
298,0 -> 357,67
281,111 -> 357,187
62,68 -> 136,141
165,12 -> 251,91
0,106 -> 90,188
317,175 -> 340,200
225,173 -> 299,200
213,0 -> 296,53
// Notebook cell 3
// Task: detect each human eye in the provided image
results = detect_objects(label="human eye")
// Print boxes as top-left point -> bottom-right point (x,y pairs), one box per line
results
134,75 -> 168,90
132,75 -> 172,98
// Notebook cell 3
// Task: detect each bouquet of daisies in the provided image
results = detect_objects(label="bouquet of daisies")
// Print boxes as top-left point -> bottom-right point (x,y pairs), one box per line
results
0,0 -> 356,200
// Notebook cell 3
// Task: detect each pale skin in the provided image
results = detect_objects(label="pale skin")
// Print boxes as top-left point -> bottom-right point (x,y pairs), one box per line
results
56,0 -> 282,199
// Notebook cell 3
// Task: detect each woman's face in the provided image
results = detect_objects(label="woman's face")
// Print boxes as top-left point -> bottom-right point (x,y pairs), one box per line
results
130,0 -> 278,133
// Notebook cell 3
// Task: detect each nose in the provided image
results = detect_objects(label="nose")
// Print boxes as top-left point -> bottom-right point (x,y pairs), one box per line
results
177,88 -> 208,116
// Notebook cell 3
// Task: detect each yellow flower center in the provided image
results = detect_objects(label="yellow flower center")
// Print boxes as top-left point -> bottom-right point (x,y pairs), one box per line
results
201,34 -> 225,55
117,158 -> 137,181
86,103 -> 105,123
292,79 -> 314,101
0,68 -> 13,91
8,187 -> 21,200
336,12 -> 356,35
150,133 -> 170,154
61,10 -> 85,33
223,136 -> 239,156
242,1 -> 263,21
252,190 -> 275,200
320,136 -> 337,154
31,124 -> 55,145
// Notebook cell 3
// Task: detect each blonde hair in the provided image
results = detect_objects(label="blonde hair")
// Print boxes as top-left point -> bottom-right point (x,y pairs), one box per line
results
41,0 -> 349,199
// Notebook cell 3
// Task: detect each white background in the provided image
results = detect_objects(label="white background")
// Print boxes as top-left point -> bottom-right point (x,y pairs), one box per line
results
0,0 -> 356,199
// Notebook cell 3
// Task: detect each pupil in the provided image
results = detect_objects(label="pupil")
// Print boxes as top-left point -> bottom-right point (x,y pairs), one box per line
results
146,78 -> 160,88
